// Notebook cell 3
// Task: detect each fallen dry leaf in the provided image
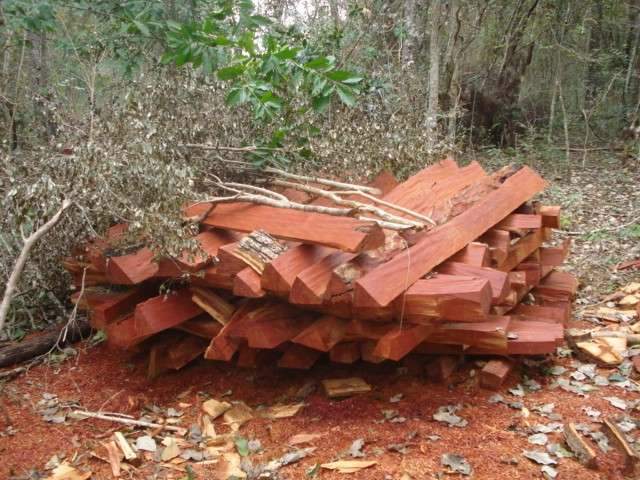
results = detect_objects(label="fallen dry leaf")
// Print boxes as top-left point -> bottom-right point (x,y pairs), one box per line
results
262,402 -> 304,419
223,402 -> 253,429
288,432 -> 325,445
45,463 -> 92,480
202,399 -> 231,419
320,460 -> 377,473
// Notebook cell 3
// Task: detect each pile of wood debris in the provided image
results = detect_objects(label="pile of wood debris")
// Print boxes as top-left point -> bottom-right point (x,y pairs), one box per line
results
63,157 -> 576,385
571,282 -> 640,367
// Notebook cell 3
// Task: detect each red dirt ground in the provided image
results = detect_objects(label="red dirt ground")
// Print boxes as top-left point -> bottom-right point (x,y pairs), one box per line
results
0,337 -> 638,480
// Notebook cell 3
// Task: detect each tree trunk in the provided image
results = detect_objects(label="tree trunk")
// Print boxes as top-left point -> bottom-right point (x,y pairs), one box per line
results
29,31 -> 56,141
425,0 -> 443,148
402,0 -> 419,67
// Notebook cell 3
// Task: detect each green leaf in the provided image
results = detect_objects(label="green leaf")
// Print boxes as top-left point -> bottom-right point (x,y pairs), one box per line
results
336,84 -> 357,107
218,64 -> 246,81
312,94 -> 332,113
234,436 -> 249,456
327,70 -> 362,83
133,20 -> 150,36
304,56 -> 333,71
275,47 -> 300,60
238,31 -> 255,54
226,88 -> 249,106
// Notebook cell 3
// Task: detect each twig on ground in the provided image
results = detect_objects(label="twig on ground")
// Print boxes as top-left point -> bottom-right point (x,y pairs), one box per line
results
73,410 -> 188,434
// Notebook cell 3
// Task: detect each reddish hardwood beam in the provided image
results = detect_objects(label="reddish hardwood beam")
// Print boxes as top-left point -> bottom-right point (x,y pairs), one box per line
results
354,167 -> 546,308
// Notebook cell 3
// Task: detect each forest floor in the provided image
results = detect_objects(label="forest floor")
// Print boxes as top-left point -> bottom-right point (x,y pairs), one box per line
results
0,154 -> 639,480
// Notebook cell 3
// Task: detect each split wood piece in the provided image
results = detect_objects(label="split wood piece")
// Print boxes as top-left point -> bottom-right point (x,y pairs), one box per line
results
105,314 -> 151,350
226,301 -> 314,349
190,287 -> 235,325
360,341 -> 385,363
539,205 -> 561,228
148,334 -> 208,379
323,162 -> 488,298
291,315 -> 348,351
233,267 -> 266,298
106,248 -> 158,285
479,359 -> 513,390
602,418 -> 639,475
381,157 -> 460,209
511,304 -> 570,324
373,324 -> 433,361
175,229 -> 239,271
533,270 -> 578,301
259,170 -> 397,296
387,161 -> 487,224
425,355 -> 459,382
322,377 -> 372,398
508,271 -> 528,288
326,342 -> 358,364
176,315 -> 223,338
113,432 -> 138,463
134,289 -> 203,337
199,201 -> 386,252
563,423 -> 597,468
216,242 -> 251,275
261,244 -> 334,297
414,343 -> 465,355
428,316 -> 510,352
354,166 -> 546,308
497,228 -> 546,272
289,251 -> 357,305
325,233 -> 408,300
204,301 -> 258,361
200,265 -> 235,290
236,344 -> 268,368
344,318 -> 396,341
89,286 -> 156,329
502,320 -> 563,355
234,230 -> 288,274
479,229 -> 511,266
513,258 -> 542,286
539,239 -> 571,267
448,242 -> 491,267
396,274 -> 492,323
436,263 -> 511,304
496,214 -> 543,230
277,344 -> 322,369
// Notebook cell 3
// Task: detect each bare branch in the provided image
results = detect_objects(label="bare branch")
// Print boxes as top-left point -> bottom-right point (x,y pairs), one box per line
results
0,199 -> 72,333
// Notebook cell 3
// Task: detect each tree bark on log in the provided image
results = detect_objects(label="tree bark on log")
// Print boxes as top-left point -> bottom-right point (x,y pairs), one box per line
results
0,318 -> 91,368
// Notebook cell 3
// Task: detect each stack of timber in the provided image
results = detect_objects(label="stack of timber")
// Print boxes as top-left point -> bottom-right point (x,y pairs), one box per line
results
64,158 -> 576,378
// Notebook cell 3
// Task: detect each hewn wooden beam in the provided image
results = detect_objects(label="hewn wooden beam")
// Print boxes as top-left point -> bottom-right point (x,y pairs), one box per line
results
354,167 -> 546,308
397,274 -> 492,323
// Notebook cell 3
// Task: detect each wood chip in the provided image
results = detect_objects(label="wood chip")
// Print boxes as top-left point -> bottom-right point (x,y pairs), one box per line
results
223,402 -> 253,429
45,463 -> 92,480
202,399 -> 232,419
103,440 -> 122,477
322,377 -> 372,398
161,438 -> 181,462
262,403 -> 304,419
563,423 -> 597,468
288,432 -> 325,445
320,460 -> 377,473
113,432 -> 137,462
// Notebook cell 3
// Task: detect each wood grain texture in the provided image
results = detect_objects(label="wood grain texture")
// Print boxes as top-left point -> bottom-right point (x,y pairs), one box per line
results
397,274 -> 492,322
354,167 -> 546,308
201,202 -> 385,252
